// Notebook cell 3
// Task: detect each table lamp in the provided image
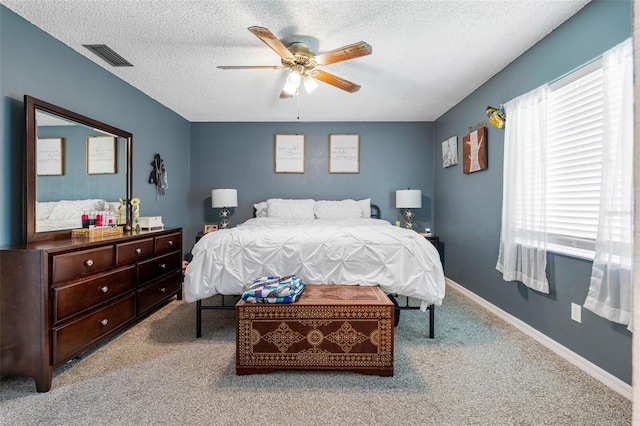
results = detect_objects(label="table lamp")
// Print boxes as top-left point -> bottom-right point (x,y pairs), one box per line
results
211,188 -> 238,229
396,189 -> 421,229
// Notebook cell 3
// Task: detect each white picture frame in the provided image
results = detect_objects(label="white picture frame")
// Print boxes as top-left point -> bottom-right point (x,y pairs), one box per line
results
442,136 -> 458,168
86,136 -> 117,174
274,134 -> 305,173
329,134 -> 359,174
36,137 -> 64,176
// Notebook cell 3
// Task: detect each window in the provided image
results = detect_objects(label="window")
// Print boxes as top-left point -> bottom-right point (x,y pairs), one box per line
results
509,56 -> 630,260
498,37 -> 633,326
545,60 -> 603,258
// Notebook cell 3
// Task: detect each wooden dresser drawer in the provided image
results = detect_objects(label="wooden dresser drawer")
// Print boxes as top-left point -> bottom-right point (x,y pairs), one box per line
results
52,294 -> 135,366
52,246 -> 114,283
155,232 -> 181,255
137,271 -> 181,315
115,238 -> 154,265
137,251 -> 181,285
52,266 -> 136,324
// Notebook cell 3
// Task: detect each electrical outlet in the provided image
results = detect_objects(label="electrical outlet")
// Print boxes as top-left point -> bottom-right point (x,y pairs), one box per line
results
571,303 -> 582,323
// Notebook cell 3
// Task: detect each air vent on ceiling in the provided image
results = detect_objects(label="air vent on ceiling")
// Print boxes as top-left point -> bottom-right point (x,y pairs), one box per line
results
83,44 -> 133,67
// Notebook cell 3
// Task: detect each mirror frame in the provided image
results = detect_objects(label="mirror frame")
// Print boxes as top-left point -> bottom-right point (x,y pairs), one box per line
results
25,95 -> 133,242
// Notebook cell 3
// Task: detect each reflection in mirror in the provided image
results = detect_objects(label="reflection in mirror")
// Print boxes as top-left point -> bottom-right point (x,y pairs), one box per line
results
34,110 -> 127,233
25,95 -> 132,242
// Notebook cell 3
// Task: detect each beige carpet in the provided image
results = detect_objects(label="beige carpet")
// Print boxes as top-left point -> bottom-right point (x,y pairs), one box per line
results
0,286 -> 631,425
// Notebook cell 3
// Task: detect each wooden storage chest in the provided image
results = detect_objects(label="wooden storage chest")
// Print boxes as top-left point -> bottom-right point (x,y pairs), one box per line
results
236,284 -> 394,376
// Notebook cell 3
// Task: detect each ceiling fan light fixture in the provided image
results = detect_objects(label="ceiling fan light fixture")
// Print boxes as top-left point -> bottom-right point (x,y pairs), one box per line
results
282,79 -> 299,97
303,75 -> 319,94
281,69 -> 303,96
287,70 -> 301,85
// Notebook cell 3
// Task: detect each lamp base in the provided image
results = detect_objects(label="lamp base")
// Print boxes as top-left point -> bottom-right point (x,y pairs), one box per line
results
403,209 -> 415,230
219,208 -> 231,229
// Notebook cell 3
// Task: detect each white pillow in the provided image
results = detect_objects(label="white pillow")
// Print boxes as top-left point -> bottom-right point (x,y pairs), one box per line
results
266,198 -> 315,220
36,201 -> 57,220
253,201 -> 268,218
358,198 -> 371,218
48,199 -> 106,221
314,199 -> 362,219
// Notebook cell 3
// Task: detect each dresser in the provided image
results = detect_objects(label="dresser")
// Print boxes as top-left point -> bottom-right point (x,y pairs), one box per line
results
0,228 -> 182,392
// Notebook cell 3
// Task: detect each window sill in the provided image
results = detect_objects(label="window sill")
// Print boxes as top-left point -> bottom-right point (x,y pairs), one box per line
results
546,243 -> 594,262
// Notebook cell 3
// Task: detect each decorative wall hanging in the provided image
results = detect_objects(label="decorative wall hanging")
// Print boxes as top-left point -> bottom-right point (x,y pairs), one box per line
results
36,137 -> 64,176
486,106 -> 506,128
329,134 -> 359,173
441,136 -> 458,168
86,136 -> 116,174
463,126 -> 487,174
148,153 -> 168,199
275,134 -> 305,173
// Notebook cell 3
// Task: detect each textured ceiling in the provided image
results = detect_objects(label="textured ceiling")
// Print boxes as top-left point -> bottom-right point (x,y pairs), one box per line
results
1,0 -> 591,122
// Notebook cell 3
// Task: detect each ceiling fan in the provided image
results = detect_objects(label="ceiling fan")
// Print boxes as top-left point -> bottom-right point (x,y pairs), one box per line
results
217,26 -> 372,98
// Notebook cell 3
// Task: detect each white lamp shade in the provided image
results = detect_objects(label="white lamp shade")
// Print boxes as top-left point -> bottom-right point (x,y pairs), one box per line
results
211,189 -> 238,208
396,189 -> 422,209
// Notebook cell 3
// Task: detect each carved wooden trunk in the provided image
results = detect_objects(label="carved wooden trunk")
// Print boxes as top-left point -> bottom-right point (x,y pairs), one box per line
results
236,285 -> 394,376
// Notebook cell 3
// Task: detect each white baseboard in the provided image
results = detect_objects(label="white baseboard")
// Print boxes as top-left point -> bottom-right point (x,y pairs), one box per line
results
445,278 -> 632,401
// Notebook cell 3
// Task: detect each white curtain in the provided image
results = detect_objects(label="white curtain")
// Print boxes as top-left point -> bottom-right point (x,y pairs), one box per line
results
496,85 -> 550,294
583,37 -> 634,330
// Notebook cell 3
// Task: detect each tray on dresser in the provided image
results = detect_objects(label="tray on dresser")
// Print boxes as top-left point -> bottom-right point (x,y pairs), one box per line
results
71,226 -> 124,239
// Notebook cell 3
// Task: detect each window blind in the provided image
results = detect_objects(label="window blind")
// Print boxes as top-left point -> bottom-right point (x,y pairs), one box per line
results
545,63 -> 603,254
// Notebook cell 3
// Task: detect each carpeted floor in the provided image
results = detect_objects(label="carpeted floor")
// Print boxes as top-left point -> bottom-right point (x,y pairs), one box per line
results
0,286 -> 632,425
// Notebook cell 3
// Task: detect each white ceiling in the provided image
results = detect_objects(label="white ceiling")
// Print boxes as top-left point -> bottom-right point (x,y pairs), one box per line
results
1,0 -> 591,122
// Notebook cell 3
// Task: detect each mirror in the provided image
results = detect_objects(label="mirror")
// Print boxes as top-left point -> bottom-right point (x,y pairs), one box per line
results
25,95 -> 132,242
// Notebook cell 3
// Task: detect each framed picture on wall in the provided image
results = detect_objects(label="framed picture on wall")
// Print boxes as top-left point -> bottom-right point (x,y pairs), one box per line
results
274,134 -> 305,173
462,127 -> 487,174
329,134 -> 359,173
441,136 -> 458,168
86,136 -> 117,174
36,137 -> 65,176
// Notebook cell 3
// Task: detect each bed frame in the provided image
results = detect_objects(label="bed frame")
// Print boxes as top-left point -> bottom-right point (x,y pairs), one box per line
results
194,203 -> 436,338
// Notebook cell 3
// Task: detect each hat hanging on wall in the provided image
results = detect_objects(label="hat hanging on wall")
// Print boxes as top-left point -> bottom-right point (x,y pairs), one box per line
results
486,106 -> 506,129
149,153 -> 168,199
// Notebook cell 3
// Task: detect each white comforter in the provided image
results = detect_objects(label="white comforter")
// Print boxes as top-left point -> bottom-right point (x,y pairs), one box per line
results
184,218 -> 445,310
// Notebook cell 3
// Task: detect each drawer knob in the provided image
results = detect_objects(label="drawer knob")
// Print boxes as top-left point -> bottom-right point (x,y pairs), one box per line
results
160,287 -> 166,293
167,240 -> 174,246
100,319 -> 109,326
100,286 -> 109,294
85,259 -> 94,267
159,263 -> 166,269
135,248 -> 142,254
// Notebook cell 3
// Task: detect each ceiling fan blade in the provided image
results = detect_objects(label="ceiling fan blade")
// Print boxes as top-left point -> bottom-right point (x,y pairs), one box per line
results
279,90 -> 294,99
314,41 -> 372,66
310,70 -> 361,93
217,65 -> 284,70
248,26 -> 294,59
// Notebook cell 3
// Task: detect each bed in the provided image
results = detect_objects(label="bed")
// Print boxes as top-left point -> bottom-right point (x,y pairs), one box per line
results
184,198 -> 446,338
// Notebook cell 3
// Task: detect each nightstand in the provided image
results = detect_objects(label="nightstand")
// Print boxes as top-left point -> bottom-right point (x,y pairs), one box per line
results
418,233 -> 439,249
418,233 -> 444,270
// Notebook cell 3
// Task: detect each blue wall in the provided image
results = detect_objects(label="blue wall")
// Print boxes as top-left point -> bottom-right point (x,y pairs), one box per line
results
0,0 -> 633,386
433,0 -> 632,384
188,122 -> 434,245
0,6 -> 191,245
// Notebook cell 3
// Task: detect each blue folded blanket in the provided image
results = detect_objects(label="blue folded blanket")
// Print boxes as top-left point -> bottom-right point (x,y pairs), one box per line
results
242,275 -> 305,304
